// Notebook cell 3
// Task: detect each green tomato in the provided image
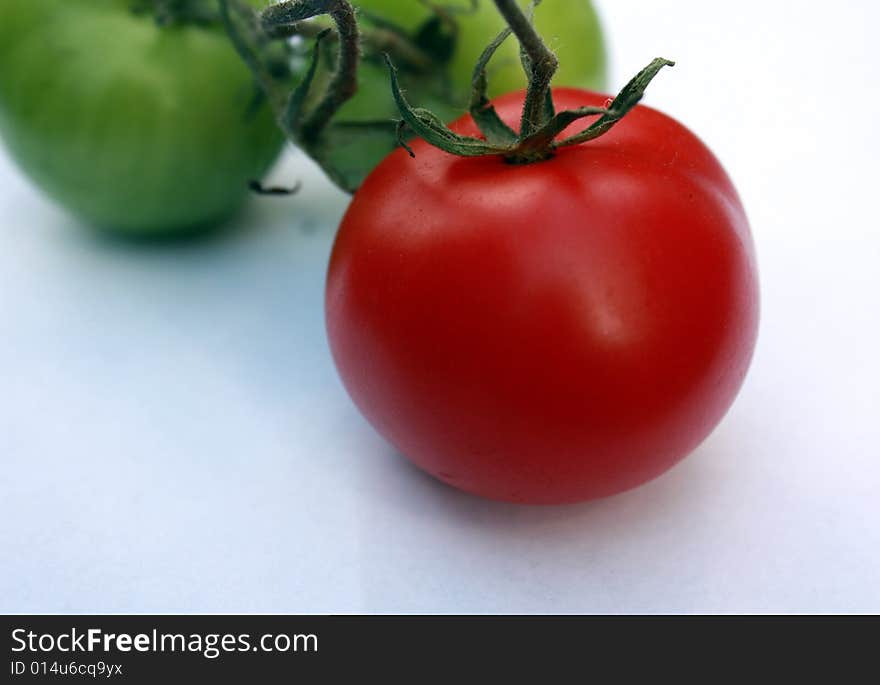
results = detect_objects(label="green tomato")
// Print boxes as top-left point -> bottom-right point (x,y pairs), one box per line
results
0,1 -> 284,235
337,0 -> 607,122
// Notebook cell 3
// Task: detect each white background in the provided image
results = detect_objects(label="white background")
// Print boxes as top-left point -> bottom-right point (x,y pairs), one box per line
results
1,0 -> 878,613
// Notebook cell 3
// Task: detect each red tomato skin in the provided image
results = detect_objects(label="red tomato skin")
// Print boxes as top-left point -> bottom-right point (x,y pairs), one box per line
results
326,89 -> 759,505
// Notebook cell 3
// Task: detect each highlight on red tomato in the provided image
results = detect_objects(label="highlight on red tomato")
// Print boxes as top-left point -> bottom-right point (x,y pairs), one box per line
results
326,66 -> 760,503
0,0 -> 285,235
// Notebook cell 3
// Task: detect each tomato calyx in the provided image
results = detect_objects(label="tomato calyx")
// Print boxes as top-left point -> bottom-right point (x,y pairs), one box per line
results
389,0 -> 673,165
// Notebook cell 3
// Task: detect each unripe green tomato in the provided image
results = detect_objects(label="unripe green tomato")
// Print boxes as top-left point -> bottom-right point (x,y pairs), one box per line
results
338,0 -> 608,122
0,0 -> 284,236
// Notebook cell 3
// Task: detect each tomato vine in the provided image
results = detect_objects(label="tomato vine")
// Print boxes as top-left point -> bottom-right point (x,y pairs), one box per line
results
221,0 -> 466,192
222,0 -> 666,190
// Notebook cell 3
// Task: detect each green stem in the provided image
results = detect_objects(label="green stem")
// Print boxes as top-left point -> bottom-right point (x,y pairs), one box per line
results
262,1 -> 360,142
491,0 -> 557,137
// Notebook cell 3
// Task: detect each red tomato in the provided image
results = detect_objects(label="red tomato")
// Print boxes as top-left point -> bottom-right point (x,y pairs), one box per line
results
326,88 -> 759,505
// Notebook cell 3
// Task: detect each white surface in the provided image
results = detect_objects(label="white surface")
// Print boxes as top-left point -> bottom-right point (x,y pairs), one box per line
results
1,0 -> 879,613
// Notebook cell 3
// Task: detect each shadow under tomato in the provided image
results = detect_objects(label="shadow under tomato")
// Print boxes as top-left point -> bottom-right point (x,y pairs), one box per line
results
353,426 -> 735,547
350,434 -> 736,611
76,194 -> 277,251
